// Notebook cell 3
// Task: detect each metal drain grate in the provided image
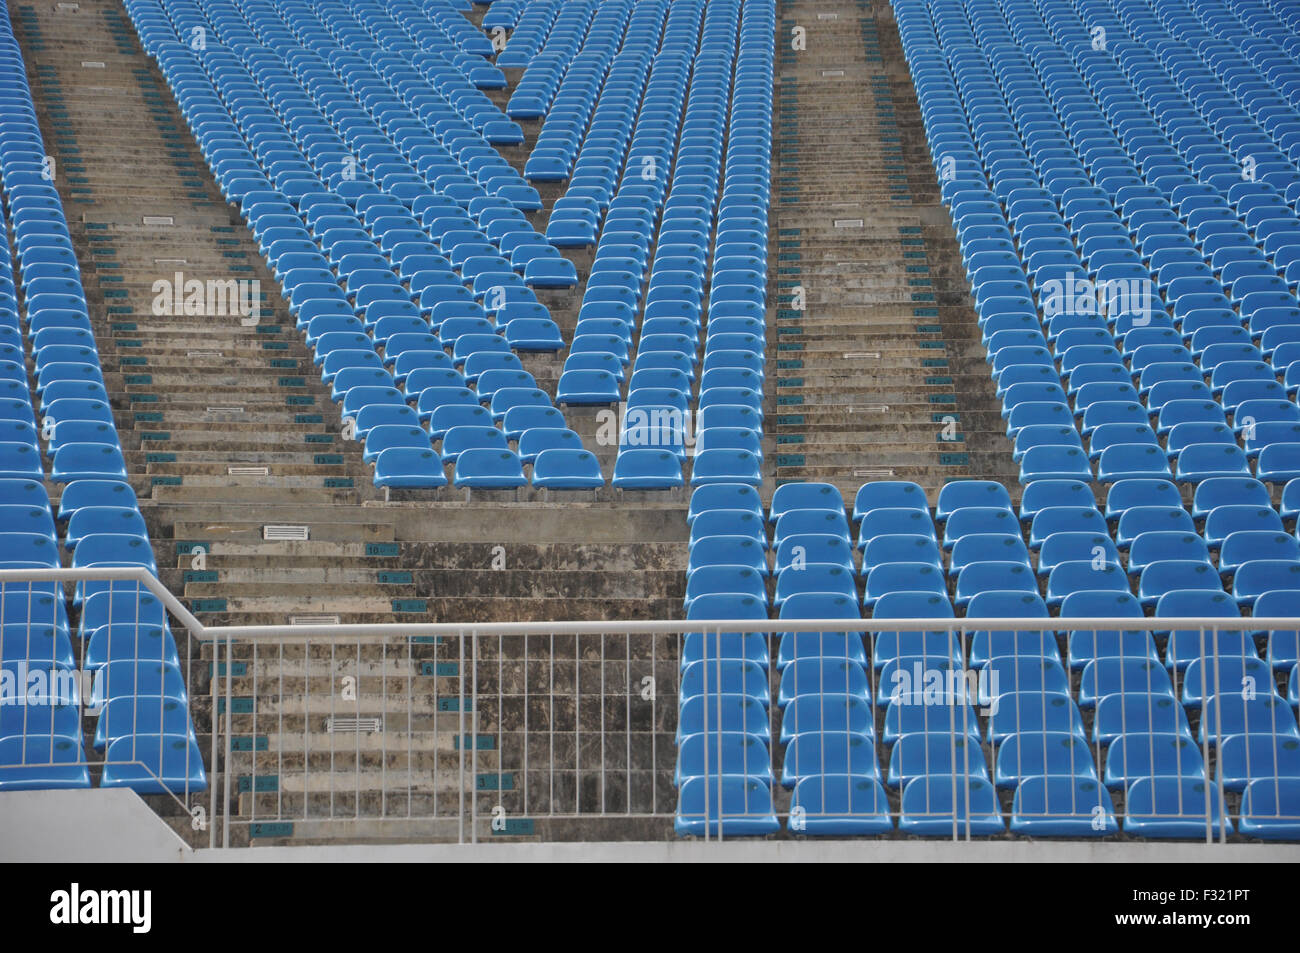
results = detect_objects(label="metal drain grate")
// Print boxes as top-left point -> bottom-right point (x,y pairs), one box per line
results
326,717 -> 383,734
291,614 -> 339,625
263,525 -> 309,541
834,218 -> 865,228
142,215 -> 174,226
228,466 -> 269,476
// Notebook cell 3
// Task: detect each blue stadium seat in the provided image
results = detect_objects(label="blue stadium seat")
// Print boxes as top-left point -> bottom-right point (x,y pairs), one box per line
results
674,775 -> 780,837
1102,731 -> 1206,791
0,735 -> 90,791
898,776 -> 1005,836
100,734 -> 207,795
1010,777 -> 1118,837
994,732 -> 1097,789
788,775 -> 893,835
674,732 -> 771,786
1237,779 -> 1300,840
612,450 -> 683,490
1123,778 -> 1231,839
935,480 -> 1013,522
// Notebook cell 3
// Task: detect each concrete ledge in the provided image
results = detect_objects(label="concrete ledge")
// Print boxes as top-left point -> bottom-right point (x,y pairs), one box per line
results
188,840 -> 1300,863
0,789 -> 191,862
4,792 -> 1298,862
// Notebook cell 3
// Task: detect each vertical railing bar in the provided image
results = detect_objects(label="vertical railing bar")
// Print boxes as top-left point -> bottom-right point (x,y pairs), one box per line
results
329,637 -> 336,822
250,640 -> 258,829
423,630 -> 430,823
471,631 -> 479,844
498,631 -> 504,828
354,640 -> 361,821
600,629 -> 606,815
523,632 -> 530,819
575,628 -> 581,817
457,628 -> 465,845
549,631 -> 555,821
208,629 -> 218,849
222,633 -> 232,848
1211,625 -> 1228,845
277,639 -> 284,822
625,632 -> 631,817
380,637 -> 387,821
1199,624 -> 1212,844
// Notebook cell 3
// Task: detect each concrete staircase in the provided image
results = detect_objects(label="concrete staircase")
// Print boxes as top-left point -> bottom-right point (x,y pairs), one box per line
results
771,0 -> 1018,501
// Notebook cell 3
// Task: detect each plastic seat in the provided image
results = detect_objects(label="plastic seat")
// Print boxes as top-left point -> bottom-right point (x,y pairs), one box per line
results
1191,477 -> 1271,521
688,484 -> 764,522
857,508 -> 938,549
1122,778 -> 1231,839
1217,735 -> 1300,794
92,695 -> 194,751
612,450 -> 683,490
452,448 -> 526,489
994,732 -> 1097,789
780,693 -> 874,745
788,775 -> 893,835
1010,776 -> 1118,837
852,481 -> 928,520
674,731 -> 772,786
0,735 -> 90,791
674,775 -> 779,837
943,507 -> 1019,549
898,776 -> 1005,836
100,733 -> 207,795
1237,778 -> 1300,840
935,481 -> 1013,522
769,483 -> 843,522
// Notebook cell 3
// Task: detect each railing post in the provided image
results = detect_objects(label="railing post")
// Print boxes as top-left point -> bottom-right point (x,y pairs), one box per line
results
222,633 -> 233,848
457,628 -> 465,846
471,631 -> 479,845
208,627 -> 218,850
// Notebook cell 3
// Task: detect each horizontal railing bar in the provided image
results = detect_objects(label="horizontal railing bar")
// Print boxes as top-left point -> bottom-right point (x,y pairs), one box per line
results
3,569 -> 1295,640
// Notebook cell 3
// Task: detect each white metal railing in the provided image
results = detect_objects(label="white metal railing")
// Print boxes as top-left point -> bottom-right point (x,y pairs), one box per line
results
1,568 -> 1298,846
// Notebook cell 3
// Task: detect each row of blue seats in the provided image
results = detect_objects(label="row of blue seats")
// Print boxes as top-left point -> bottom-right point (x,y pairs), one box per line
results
542,0 -> 774,493
0,5 -> 204,795
677,477 -> 1300,838
120,0 -> 613,491
902,0 -> 1300,500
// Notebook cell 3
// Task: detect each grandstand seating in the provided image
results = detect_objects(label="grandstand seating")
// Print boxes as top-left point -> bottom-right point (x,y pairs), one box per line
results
1,0 -> 1297,850
0,2 -> 203,795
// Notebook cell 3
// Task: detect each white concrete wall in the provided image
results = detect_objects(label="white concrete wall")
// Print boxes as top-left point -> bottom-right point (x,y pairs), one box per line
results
3,791 -> 1299,862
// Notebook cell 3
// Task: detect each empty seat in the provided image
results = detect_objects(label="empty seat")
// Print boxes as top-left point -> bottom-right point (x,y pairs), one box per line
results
100,733 -> 207,795
1122,778 -> 1231,839
452,449 -> 526,489
1237,778 -> 1300,840
674,775 -> 779,837
898,776 -> 1005,836
788,775 -> 893,835
1010,777 -> 1118,837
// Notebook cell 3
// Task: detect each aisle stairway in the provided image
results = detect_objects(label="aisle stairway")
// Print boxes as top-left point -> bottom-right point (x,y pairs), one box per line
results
771,0 -> 1018,498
